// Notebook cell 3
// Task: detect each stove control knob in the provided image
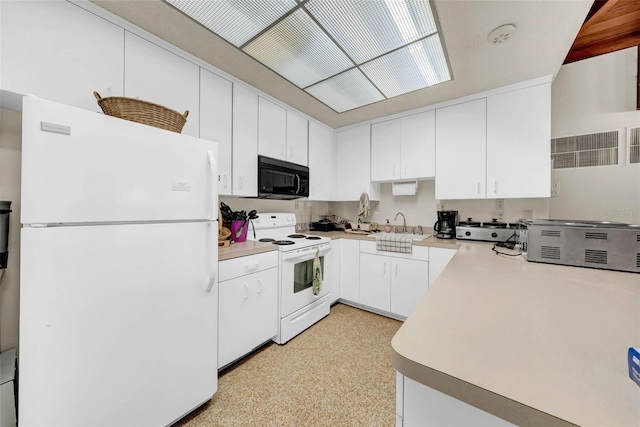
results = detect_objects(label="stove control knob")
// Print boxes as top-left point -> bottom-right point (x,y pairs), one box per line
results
491,232 -> 498,238
465,231 -> 471,236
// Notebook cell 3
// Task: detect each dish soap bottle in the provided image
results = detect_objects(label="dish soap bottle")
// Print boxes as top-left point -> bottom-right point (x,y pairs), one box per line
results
385,219 -> 391,233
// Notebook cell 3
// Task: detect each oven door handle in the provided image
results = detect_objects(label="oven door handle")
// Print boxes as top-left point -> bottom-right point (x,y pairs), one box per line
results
282,245 -> 331,261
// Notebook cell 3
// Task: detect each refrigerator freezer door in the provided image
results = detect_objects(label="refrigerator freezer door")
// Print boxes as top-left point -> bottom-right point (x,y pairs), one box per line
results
21,97 -> 218,225
19,221 -> 218,426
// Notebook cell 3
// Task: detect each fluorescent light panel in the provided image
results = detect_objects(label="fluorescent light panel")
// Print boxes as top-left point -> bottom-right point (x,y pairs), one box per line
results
243,9 -> 354,88
165,0 -> 451,112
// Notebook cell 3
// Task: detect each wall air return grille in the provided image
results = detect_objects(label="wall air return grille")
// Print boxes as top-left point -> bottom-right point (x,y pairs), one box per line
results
551,131 -> 618,169
585,249 -> 607,264
585,232 -> 608,240
541,246 -> 560,260
541,229 -> 561,237
630,127 -> 640,164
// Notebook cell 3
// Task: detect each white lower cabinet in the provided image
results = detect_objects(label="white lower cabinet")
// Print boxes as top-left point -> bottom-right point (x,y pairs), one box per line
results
330,240 -> 341,304
339,239 -> 360,302
359,251 -> 429,318
396,373 -> 514,426
428,247 -> 457,287
218,252 -> 278,369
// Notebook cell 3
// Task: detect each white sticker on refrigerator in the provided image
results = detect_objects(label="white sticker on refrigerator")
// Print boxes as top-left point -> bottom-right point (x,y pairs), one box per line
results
172,181 -> 191,192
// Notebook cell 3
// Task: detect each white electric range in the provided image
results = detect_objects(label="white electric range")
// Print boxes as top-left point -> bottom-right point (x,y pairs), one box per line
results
248,213 -> 332,344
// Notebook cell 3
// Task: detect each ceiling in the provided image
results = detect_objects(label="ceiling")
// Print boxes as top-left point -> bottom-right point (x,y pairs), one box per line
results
564,0 -> 640,64
91,0 -> 593,128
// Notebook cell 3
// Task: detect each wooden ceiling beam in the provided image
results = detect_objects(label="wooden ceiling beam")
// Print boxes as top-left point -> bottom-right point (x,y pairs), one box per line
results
564,30 -> 640,64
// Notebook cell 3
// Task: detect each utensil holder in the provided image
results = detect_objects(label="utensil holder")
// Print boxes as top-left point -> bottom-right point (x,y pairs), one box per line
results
230,220 -> 248,242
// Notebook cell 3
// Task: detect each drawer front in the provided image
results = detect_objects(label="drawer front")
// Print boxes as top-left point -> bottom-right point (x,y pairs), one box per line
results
219,251 -> 279,282
359,240 -> 429,261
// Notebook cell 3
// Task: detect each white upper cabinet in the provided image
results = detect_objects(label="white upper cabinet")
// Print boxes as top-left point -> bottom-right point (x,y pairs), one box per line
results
1,1 -> 124,112
258,97 -> 287,160
286,110 -> 309,166
486,83 -> 551,198
124,32 -> 200,137
200,69 -> 232,196
232,84 -> 258,197
371,111 -> 435,182
435,82 -> 552,200
308,121 -> 336,201
336,125 -> 380,201
371,119 -> 401,181
435,99 -> 487,199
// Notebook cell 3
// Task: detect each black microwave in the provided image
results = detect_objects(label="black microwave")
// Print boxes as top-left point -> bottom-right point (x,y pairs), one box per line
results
258,155 -> 309,199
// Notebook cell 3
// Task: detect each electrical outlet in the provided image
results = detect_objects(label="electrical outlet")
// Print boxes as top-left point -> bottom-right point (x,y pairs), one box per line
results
495,199 -> 505,211
491,211 -> 504,221
551,183 -> 560,197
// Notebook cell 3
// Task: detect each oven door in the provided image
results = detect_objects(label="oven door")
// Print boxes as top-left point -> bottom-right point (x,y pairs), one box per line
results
280,243 -> 331,317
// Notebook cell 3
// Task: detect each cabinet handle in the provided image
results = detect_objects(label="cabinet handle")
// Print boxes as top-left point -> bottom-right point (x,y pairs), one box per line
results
289,146 -> 293,159
257,279 -> 262,294
223,175 -> 228,189
494,181 -> 498,194
477,182 -> 481,195
243,283 -> 249,299
393,165 -> 396,177
395,263 -> 398,277
281,144 -> 285,156
383,262 -> 386,275
239,176 -> 243,190
245,263 -> 259,272
404,165 -> 407,176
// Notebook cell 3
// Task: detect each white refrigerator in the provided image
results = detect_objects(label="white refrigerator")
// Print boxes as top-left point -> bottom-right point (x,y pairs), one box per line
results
19,96 -> 219,426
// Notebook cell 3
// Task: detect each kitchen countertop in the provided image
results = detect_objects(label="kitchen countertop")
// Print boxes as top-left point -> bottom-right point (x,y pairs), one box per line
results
218,240 -> 278,261
305,230 -> 461,250
391,241 -> 640,426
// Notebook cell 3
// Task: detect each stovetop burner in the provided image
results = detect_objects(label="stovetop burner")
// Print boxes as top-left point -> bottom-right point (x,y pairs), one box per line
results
287,234 -> 307,239
259,238 -> 275,243
305,236 -> 321,240
273,240 -> 295,246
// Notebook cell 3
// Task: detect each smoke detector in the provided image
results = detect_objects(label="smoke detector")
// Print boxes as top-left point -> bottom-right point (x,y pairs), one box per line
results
487,24 -> 516,44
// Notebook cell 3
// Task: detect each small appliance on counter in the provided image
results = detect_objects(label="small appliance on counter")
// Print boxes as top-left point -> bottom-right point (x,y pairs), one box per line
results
434,210 -> 458,239
456,217 -> 519,242
311,219 -> 337,232
517,219 -> 640,273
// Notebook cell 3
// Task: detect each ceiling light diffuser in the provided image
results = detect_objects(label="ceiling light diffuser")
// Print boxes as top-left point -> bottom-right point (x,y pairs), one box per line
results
305,69 -> 384,113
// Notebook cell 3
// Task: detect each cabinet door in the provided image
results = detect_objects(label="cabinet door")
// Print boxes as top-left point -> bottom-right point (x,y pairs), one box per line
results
339,239 -> 360,302
336,125 -> 376,201
435,99 -> 487,199
401,111 -> 435,179
124,32 -> 200,137
330,240 -> 341,304
200,69 -> 232,195
428,248 -> 457,287
250,268 -> 279,348
218,277 -> 253,368
1,1 -> 124,112
258,97 -> 287,160
371,119 -> 401,181
391,259 -> 429,318
286,110 -> 308,165
232,84 -> 258,197
308,121 -> 336,201
487,84 -> 551,198
359,253 -> 391,312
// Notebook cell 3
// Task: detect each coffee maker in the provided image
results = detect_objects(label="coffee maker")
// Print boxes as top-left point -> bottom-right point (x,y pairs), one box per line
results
434,210 -> 458,239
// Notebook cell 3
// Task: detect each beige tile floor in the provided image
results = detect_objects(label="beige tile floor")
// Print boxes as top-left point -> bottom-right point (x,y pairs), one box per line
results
175,303 -> 401,427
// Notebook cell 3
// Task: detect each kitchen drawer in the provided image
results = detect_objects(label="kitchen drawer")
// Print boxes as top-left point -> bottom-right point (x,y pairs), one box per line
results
360,240 -> 429,261
219,251 -> 278,282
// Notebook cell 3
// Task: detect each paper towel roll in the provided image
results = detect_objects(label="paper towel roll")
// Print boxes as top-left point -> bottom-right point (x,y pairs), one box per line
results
392,181 -> 418,196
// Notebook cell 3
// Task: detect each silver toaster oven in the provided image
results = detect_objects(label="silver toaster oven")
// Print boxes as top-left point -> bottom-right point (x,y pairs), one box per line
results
517,219 -> 640,273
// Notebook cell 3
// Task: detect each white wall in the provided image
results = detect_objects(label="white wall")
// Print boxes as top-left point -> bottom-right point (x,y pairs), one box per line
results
549,47 -> 640,223
0,108 -> 21,352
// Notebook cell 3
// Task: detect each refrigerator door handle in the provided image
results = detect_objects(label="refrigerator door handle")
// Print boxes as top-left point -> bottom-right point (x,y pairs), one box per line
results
206,271 -> 216,293
207,150 -> 217,220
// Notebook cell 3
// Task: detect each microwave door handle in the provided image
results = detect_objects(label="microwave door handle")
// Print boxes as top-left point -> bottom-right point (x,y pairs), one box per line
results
295,174 -> 301,194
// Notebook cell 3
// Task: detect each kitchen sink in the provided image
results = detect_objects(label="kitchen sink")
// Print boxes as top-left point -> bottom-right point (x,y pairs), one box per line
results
366,232 -> 431,241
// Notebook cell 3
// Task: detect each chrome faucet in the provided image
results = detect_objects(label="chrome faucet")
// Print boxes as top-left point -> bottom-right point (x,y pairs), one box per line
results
415,225 -> 423,235
394,212 -> 407,233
